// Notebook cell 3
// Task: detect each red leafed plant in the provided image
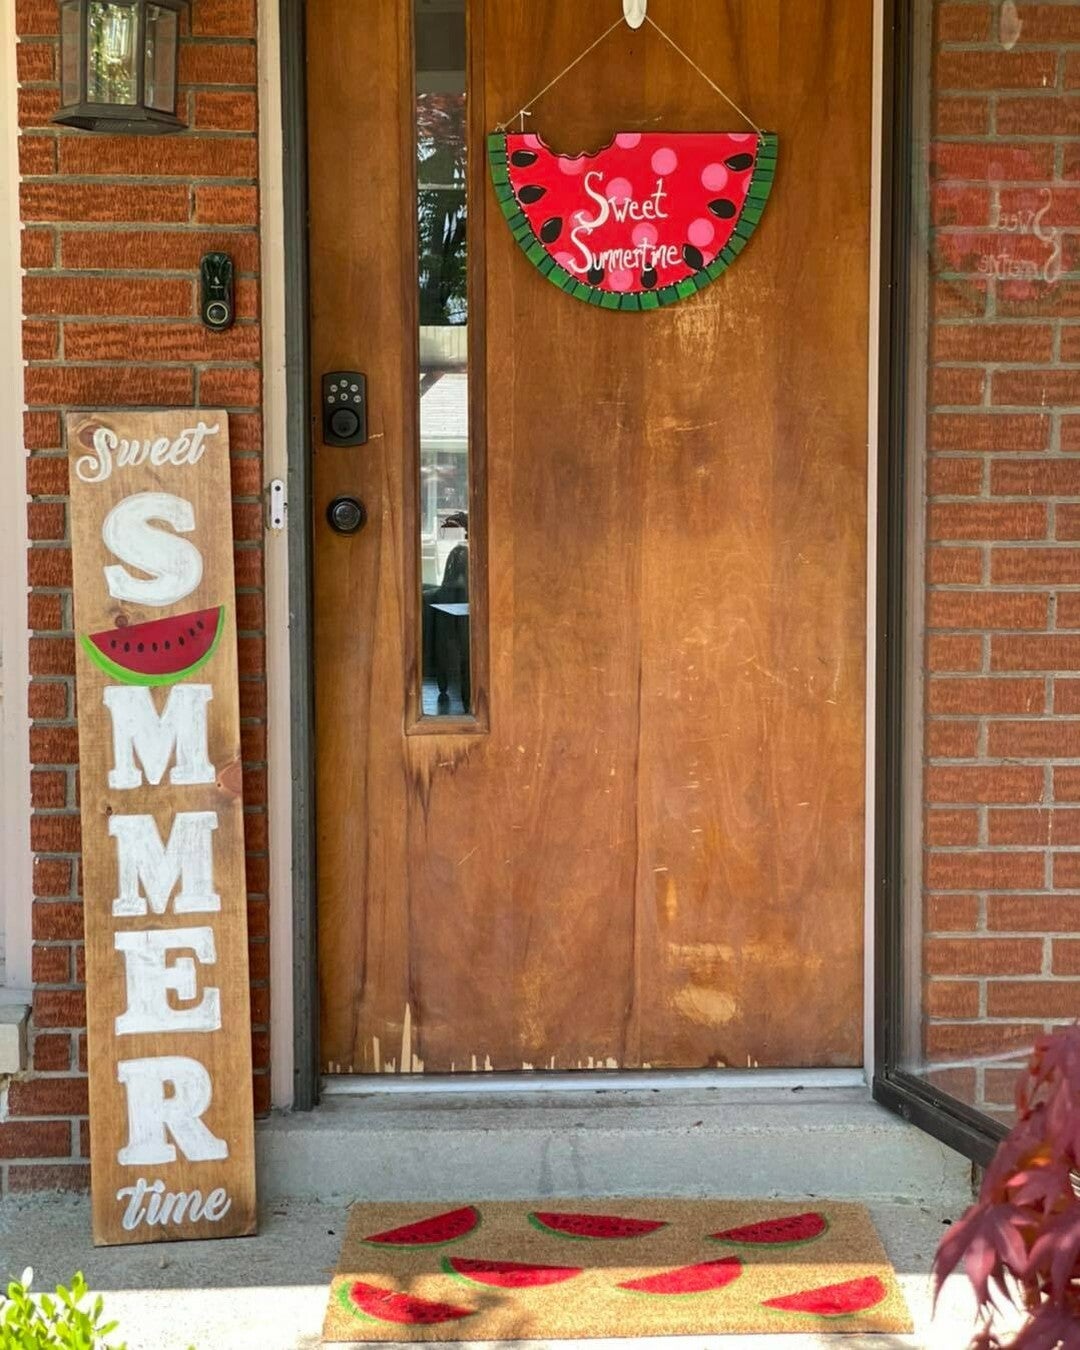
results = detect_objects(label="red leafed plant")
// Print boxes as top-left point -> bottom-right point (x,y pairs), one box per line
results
933,1023 -> 1080,1348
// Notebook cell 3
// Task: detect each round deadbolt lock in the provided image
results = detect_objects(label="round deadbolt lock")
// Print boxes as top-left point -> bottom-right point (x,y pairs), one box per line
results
330,407 -> 361,440
327,495 -> 367,535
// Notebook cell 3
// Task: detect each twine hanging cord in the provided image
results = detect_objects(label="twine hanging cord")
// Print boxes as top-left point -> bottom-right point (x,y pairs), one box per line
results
495,14 -> 764,136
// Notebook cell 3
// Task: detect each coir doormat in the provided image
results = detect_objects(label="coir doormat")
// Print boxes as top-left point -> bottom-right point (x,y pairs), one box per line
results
322,1199 -> 912,1341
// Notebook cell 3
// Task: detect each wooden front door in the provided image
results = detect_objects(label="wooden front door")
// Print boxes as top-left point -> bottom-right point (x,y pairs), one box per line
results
307,0 -> 873,1075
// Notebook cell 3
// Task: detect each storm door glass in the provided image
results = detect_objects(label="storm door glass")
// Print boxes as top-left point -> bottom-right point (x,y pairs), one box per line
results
415,0 -> 470,717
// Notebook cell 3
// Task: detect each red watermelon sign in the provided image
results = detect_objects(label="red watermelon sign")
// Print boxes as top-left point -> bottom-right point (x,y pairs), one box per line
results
488,130 -> 777,310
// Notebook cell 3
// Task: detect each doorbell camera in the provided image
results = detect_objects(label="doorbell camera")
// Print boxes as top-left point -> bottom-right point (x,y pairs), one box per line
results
200,251 -> 235,331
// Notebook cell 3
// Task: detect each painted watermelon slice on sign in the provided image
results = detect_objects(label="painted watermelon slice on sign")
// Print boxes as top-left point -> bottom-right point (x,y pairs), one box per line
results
763,1275 -> 889,1318
81,605 -> 225,687
337,1280 -> 475,1326
488,130 -> 777,310
362,1205 -> 480,1248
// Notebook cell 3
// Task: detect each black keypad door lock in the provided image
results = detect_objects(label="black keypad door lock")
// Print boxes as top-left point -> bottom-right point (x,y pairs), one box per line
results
322,371 -> 367,446
327,496 -> 367,535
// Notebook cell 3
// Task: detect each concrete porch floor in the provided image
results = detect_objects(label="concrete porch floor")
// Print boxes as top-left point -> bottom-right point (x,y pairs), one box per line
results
0,1087 -> 1015,1348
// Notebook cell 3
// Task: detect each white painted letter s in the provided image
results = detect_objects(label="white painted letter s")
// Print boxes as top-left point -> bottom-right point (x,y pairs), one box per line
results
102,492 -> 203,608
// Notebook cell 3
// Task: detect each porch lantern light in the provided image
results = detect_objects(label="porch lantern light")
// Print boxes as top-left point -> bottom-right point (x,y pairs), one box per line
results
53,0 -> 187,133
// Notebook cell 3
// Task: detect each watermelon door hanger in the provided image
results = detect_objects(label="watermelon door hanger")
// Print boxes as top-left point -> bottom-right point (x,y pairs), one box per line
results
488,4 -> 777,311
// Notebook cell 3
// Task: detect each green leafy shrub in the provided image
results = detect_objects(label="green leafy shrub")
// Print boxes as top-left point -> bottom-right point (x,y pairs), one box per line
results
0,1270 -> 125,1350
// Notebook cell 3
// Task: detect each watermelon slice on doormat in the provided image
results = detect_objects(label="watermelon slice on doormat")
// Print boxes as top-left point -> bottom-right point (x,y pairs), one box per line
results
488,130 -> 777,310
763,1275 -> 889,1318
618,1256 -> 743,1296
442,1256 -> 583,1289
82,604 -> 225,687
709,1210 -> 828,1247
361,1205 -> 480,1248
337,1280 -> 475,1326
527,1210 -> 667,1239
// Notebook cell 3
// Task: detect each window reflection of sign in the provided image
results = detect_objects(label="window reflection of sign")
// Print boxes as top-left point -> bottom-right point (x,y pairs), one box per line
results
979,189 -> 1062,286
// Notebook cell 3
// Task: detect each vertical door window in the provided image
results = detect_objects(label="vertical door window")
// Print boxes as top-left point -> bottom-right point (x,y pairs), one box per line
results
415,0 -> 471,717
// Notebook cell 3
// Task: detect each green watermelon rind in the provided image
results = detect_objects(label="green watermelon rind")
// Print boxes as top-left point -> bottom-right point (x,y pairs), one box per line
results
708,1212 -> 830,1249
440,1255 -> 583,1289
488,131 -> 779,310
526,1211 -> 667,1241
361,1204 -> 481,1249
335,1280 -> 475,1327
81,605 -> 226,688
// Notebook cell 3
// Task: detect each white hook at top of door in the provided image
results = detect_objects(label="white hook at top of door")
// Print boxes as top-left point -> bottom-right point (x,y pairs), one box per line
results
623,0 -> 646,30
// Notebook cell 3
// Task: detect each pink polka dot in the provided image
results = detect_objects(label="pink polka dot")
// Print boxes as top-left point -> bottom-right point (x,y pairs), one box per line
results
522,133 -> 541,148
651,147 -> 678,175
701,162 -> 729,192
729,133 -> 754,142
632,222 -> 658,247
605,176 -> 633,201
616,132 -> 642,149
609,268 -> 634,292
559,155 -> 586,175
688,217 -> 716,248
555,251 -> 576,271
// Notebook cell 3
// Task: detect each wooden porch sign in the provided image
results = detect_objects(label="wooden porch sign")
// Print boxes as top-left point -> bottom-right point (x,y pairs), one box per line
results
68,410 -> 256,1246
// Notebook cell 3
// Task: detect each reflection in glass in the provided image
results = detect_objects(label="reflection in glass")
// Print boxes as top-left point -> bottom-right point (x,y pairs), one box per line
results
416,0 -> 470,716
87,2 -> 138,105
144,4 -> 178,112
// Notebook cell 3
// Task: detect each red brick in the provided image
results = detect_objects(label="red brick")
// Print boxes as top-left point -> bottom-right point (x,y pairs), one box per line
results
924,1022 -> 1041,1058
998,95 -> 1080,136
927,593 -> 1048,631
20,181 -> 190,223
927,893 -> 980,931
230,455 -> 262,496
23,411 -> 61,449
27,500 -> 65,541
29,989 -> 85,1030
18,87 -> 60,127
32,1032 -> 72,1072
1053,939 -> 1080,973
22,319 -> 57,360
935,50 -> 1058,92
999,188 -> 1080,229
1055,765 -> 1080,800
927,677 -> 1043,717
32,902 -> 82,942
992,633 -> 1080,669
1054,504 -> 1080,539
60,228 -> 260,272
228,412 -> 262,452
0,1121 -> 72,1160
28,636 -> 74,677
28,682 -> 67,720
7,1165 -> 89,1194
925,937 -> 1044,976
934,96 -> 990,136
1053,852 -> 1080,887
931,140 -> 1055,181
27,548 -> 72,588
19,135 -> 56,175
235,590 -> 265,631
178,41 -> 257,84
1054,679 -> 1080,713
934,279 -> 989,319
21,227 -> 54,269
1056,593 -> 1080,627
989,809 -> 1080,845
998,281 -> 1080,319
1012,5 -> 1080,42
238,678 -> 267,720
30,768 -> 66,807
994,368 -> 1080,408
928,546 -> 983,584
28,594 -> 63,633
927,634 -> 984,671
930,414 -> 1050,453
927,720 -> 981,758
927,808 -> 980,847
933,323 -> 1053,364
15,0 -> 59,32
23,275 -> 193,318
63,322 -> 260,363
989,720 -> 1080,757
33,860 -> 73,899
932,366 -> 986,406
935,3 -> 991,42
30,724 -> 78,764
194,185 -> 259,225
8,1072 -> 87,1119
932,502 -> 1047,542
992,548 -> 1080,584
987,981 -> 1080,1018
26,454 -> 68,496
988,894 -> 1080,931
58,135 -> 257,178
31,944 -> 71,984
193,90 -> 257,130
926,764 -> 1044,804
992,459 -> 1080,496
30,814 -> 80,853
24,366 -> 195,408
233,547 -> 263,588
926,979 -> 981,1018
925,851 -> 1045,890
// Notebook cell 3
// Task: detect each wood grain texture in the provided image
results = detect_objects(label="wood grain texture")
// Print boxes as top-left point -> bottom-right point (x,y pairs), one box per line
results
68,410 -> 255,1244
310,0 -> 871,1072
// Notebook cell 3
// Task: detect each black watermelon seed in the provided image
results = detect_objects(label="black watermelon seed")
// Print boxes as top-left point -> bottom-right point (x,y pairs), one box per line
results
708,197 -> 737,220
110,639 -> 118,650
152,643 -> 158,652
189,627 -> 196,637
518,184 -> 546,205
724,152 -> 755,172
682,243 -> 705,269
178,636 -> 185,646
164,641 -> 170,650
510,149 -> 539,167
641,267 -> 658,289
197,619 -> 205,630
123,642 -> 130,653
539,216 -> 563,243
586,265 -> 605,286
137,643 -> 144,653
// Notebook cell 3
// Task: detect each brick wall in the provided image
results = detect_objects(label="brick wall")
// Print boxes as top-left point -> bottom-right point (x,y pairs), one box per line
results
923,1 -> 1080,1117
2,0 -> 270,1194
